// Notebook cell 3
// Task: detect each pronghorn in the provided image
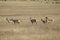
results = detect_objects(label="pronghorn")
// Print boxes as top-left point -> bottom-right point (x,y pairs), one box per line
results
30,17 -> 37,24
41,17 -> 54,24
6,18 -> 20,24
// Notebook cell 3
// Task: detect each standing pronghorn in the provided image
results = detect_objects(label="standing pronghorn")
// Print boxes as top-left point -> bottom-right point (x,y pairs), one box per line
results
6,18 -> 20,24
30,17 -> 37,24
41,17 -> 54,24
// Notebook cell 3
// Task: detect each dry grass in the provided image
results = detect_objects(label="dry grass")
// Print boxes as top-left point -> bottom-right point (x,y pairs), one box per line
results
0,1 -> 60,40
0,15 -> 60,40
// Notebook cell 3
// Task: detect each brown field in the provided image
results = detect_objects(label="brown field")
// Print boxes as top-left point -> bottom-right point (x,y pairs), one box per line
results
0,1 -> 60,40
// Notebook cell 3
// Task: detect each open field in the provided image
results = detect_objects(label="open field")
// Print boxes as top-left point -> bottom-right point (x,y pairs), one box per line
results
0,1 -> 60,15
0,15 -> 60,40
0,1 -> 60,40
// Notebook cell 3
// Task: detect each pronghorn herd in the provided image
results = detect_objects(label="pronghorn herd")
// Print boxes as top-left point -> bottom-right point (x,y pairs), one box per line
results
5,17 -> 54,24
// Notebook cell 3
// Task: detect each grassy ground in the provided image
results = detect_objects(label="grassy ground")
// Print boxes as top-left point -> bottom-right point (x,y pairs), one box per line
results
0,1 -> 60,40
0,1 -> 60,15
0,15 -> 60,40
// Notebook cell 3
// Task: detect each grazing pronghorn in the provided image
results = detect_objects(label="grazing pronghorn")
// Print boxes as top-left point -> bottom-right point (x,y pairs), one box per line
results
30,17 -> 37,24
6,18 -> 20,24
41,17 -> 54,24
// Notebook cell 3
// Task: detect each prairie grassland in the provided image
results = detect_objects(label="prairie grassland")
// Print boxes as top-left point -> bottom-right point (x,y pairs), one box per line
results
0,1 -> 60,40
0,15 -> 60,40
0,1 -> 60,15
